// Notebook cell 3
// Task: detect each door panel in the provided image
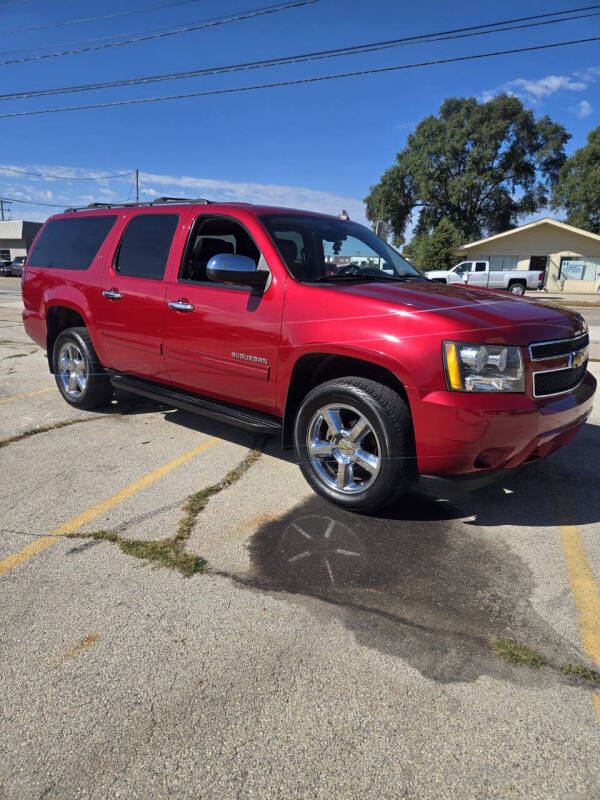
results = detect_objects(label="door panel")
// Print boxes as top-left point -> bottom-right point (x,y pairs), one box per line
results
466,262 -> 489,287
163,213 -> 284,413
94,212 -> 181,380
97,275 -> 168,378
164,282 -> 284,413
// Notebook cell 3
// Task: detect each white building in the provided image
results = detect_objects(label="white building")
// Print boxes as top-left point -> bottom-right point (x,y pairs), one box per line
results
456,218 -> 600,294
0,220 -> 43,262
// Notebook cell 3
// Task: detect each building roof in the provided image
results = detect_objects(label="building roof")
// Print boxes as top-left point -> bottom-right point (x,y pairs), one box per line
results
457,217 -> 600,251
0,220 -> 42,240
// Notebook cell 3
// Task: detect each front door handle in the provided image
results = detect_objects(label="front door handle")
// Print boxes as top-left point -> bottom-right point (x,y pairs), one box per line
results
168,300 -> 195,312
102,288 -> 122,300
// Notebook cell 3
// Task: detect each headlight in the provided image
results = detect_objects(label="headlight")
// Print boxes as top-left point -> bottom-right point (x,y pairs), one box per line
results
443,341 -> 524,392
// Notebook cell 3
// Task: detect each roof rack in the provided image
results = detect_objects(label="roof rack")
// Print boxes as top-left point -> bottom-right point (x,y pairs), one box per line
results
64,197 -> 212,213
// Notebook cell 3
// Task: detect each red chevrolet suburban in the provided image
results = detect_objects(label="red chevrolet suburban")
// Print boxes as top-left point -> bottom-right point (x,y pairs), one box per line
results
22,198 -> 595,511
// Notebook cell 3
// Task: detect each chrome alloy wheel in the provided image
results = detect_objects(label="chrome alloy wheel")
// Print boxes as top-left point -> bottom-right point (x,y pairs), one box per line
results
58,341 -> 88,399
306,403 -> 381,494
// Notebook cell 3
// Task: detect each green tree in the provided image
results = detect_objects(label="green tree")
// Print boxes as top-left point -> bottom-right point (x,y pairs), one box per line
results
552,125 -> 600,234
405,218 -> 462,272
365,94 -> 569,242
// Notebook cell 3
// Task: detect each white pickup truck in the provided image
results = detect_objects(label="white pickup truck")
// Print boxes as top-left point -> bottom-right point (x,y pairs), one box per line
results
425,260 -> 545,295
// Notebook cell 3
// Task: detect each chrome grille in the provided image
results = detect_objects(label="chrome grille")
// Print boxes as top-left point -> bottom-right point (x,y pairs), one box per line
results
529,332 -> 588,361
533,361 -> 587,398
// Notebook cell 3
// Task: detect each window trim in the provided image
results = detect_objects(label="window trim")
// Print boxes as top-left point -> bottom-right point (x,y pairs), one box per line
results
112,212 -> 179,281
177,212 -> 268,288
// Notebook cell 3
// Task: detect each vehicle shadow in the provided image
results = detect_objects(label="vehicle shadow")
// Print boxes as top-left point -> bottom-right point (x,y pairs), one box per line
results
245,424 -> 598,686
241,483 -> 588,686
130,401 -> 598,686
94,389 -> 171,416
161,405 -> 298,463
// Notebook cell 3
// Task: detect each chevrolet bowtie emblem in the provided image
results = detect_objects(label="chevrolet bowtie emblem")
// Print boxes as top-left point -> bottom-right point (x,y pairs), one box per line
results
568,350 -> 586,368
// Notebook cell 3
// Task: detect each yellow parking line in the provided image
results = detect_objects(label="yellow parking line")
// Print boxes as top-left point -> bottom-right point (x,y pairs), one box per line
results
0,387 -> 53,404
0,437 -> 220,578
553,480 -> 600,722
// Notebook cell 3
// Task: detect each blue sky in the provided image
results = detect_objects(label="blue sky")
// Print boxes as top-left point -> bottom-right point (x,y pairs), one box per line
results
0,0 -> 598,226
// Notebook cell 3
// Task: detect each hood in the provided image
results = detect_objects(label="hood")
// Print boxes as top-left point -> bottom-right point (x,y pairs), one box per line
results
330,280 -> 586,346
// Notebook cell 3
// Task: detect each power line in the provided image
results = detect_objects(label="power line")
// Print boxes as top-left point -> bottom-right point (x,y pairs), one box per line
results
0,11 -> 265,58
2,8 -> 598,101
0,2 -> 595,59
0,5 -> 600,57
2,35 -> 597,119
0,165 -> 132,180
0,0 -> 319,67
4,0 -> 219,35
0,196 -> 72,208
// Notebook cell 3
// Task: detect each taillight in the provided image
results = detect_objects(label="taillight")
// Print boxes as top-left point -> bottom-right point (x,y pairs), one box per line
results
538,272 -> 544,281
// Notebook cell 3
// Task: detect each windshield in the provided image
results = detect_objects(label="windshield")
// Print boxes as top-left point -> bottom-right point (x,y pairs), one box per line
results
260,214 -> 421,283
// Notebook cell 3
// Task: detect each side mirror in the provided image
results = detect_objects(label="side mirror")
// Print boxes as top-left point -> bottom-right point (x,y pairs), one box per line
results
206,253 -> 268,291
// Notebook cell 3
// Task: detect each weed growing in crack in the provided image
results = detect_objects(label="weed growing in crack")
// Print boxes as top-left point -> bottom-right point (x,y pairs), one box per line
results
491,637 -> 548,668
68,442 -> 264,577
491,637 -> 600,688
0,416 -> 100,449
560,663 -> 600,686
0,401 -> 167,449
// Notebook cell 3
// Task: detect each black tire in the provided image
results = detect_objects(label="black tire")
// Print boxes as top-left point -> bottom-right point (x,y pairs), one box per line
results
52,326 -> 113,410
508,282 -> 526,296
294,377 -> 417,512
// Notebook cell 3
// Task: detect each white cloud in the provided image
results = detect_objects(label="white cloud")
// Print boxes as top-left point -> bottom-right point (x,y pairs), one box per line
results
575,66 -> 600,82
0,164 -> 367,224
508,75 -> 586,100
139,171 -> 366,221
569,99 -> 593,118
481,68 -> 598,104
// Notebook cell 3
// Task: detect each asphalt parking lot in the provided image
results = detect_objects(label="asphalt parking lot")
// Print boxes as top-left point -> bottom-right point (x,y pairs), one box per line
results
1,275 -> 600,799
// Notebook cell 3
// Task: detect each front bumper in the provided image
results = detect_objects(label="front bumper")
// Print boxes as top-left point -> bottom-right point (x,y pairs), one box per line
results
414,371 -> 596,476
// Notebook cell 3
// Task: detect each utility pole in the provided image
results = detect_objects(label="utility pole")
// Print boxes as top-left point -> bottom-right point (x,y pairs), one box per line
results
0,199 -> 13,221
135,169 -> 139,205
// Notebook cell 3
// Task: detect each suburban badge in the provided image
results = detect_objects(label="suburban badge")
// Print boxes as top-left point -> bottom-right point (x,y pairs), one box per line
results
231,351 -> 268,366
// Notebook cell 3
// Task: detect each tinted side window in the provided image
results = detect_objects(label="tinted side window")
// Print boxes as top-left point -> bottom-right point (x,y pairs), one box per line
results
475,262 -> 487,272
28,215 -> 117,270
180,216 -> 260,282
115,214 -> 178,280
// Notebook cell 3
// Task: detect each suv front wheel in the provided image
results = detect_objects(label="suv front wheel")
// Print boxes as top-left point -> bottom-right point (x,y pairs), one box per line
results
294,377 -> 416,512
53,327 -> 113,409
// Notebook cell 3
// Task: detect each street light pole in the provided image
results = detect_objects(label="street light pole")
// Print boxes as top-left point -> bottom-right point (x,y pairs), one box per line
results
135,169 -> 139,205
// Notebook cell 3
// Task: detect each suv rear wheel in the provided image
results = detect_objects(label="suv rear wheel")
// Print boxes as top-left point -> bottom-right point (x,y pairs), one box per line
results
508,281 -> 526,295
53,327 -> 113,409
294,377 -> 416,511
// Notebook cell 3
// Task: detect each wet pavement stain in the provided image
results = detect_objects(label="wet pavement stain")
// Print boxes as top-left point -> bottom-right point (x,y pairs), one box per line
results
243,491 -> 584,685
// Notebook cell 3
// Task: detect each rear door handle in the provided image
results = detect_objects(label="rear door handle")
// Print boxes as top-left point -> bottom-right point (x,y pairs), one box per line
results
102,289 -> 122,300
168,300 -> 195,312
